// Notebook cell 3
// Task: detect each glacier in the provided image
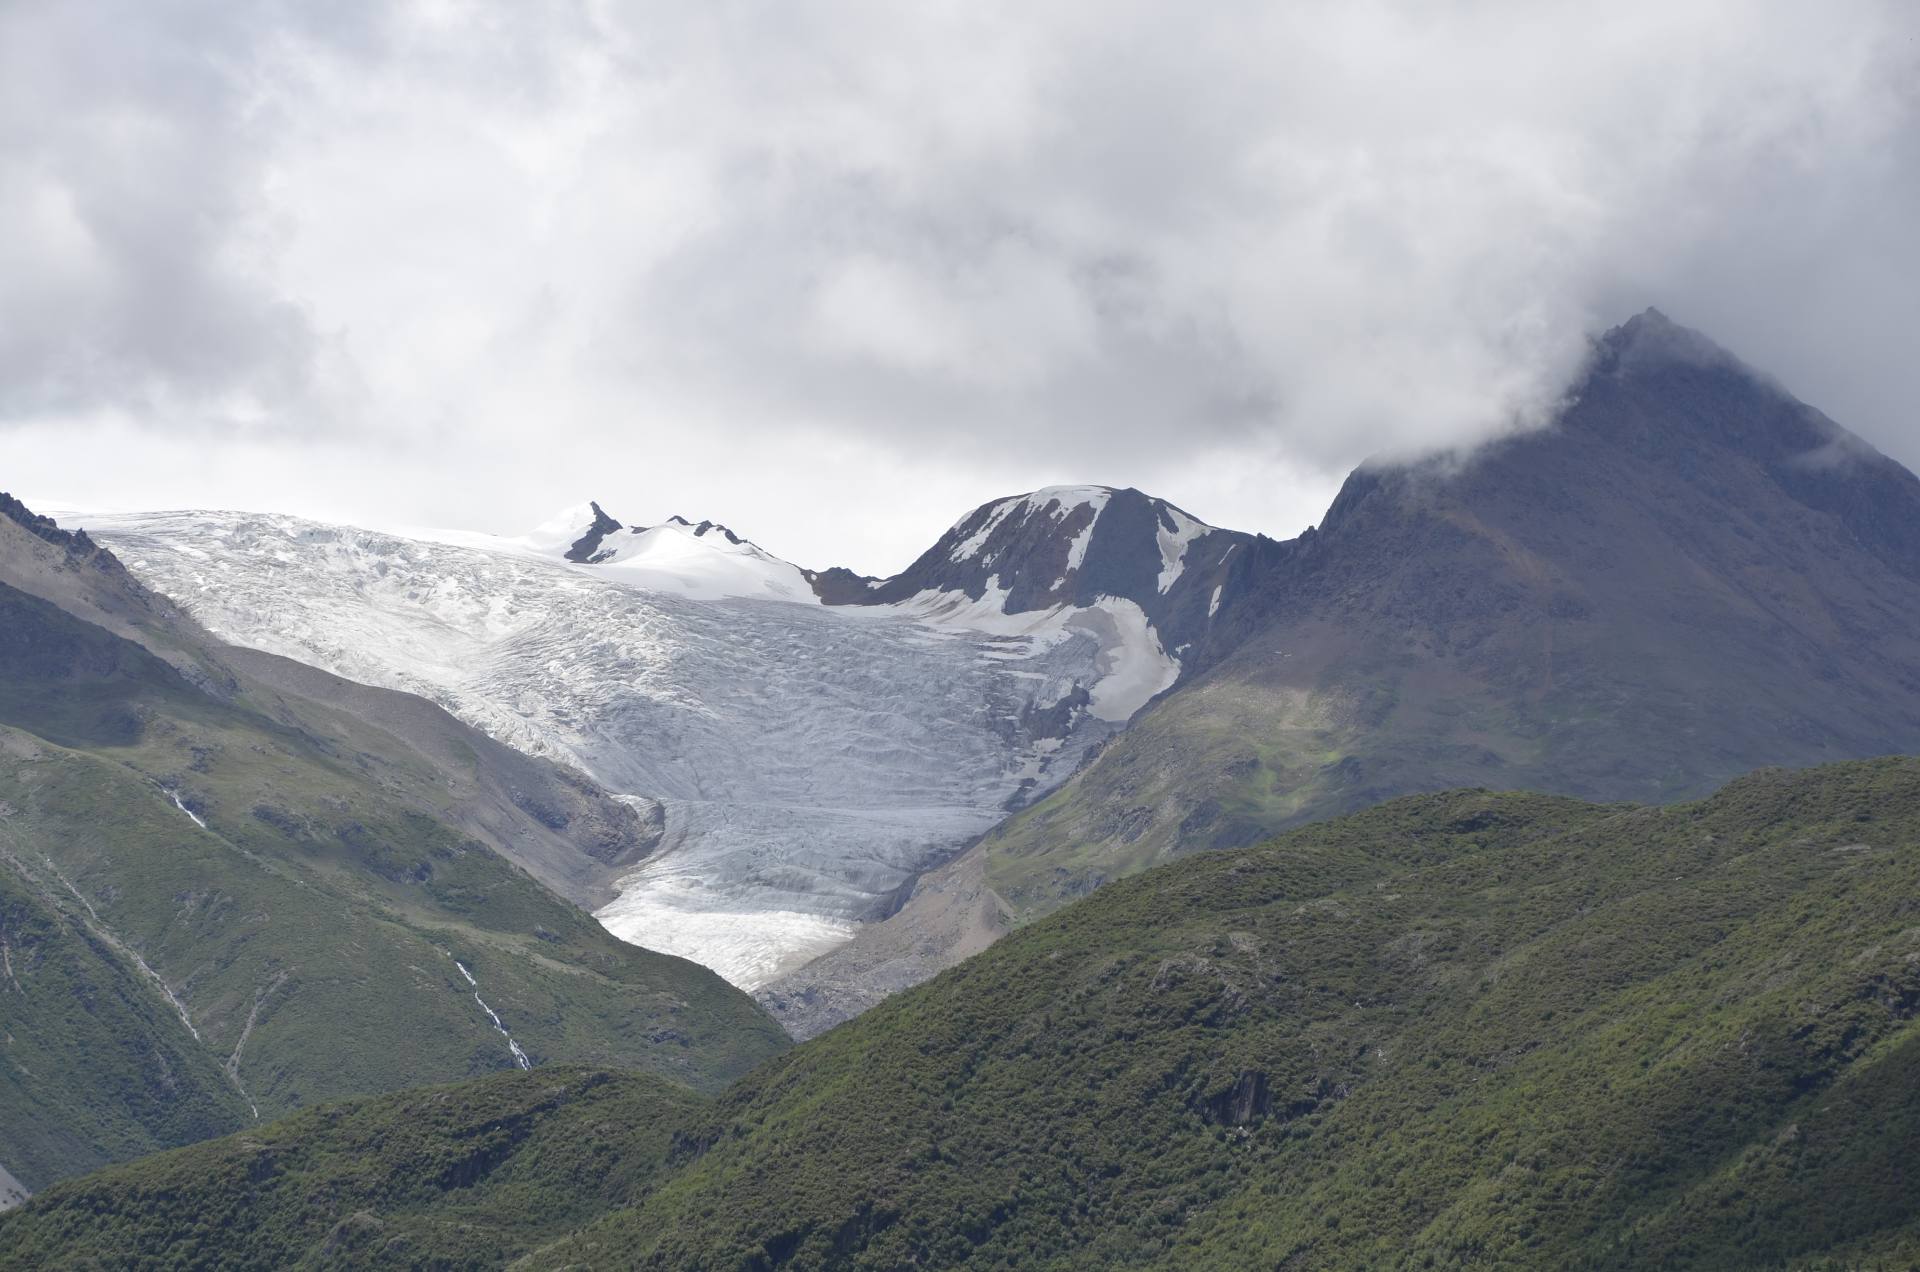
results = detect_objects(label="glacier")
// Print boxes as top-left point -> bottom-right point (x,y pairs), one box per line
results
80,507 -> 1178,989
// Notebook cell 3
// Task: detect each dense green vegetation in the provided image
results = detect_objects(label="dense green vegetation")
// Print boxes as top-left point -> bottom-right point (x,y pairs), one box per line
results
0,1067 -> 700,1269
545,759 -> 1920,1269
9,757 -> 1917,1267
0,567 -> 786,1191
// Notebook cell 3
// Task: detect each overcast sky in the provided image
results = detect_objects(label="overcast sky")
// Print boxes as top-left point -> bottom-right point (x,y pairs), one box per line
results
2,2 -> 1916,574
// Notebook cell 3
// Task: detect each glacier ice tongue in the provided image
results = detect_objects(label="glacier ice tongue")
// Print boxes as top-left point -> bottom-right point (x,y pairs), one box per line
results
81,509 -> 1149,988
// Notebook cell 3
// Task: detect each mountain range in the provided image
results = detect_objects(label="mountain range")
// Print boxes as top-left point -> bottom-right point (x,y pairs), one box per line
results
779,309 -> 1920,1030
978,308 -> 1920,916
41,310 -> 1920,1042
6,307 -> 1920,1246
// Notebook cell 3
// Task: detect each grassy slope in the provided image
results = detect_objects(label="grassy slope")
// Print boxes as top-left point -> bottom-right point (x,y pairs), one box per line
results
982,674 -> 1354,919
0,1067 -> 702,1270
0,579 -> 786,1190
0,849 -> 251,1189
528,758 -> 1920,1269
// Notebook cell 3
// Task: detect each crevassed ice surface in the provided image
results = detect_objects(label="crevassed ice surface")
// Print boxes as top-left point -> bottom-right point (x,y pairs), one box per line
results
84,510 -> 1165,989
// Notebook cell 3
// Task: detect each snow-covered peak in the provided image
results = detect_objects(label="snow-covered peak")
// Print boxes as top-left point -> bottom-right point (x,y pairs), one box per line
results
412,502 -> 816,604
818,485 -> 1254,699
588,517 -> 818,604
915,484 -> 1225,610
660,515 -> 752,547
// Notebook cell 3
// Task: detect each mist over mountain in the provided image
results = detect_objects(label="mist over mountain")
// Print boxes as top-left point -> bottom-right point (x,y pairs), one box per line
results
983,310 -> 1920,917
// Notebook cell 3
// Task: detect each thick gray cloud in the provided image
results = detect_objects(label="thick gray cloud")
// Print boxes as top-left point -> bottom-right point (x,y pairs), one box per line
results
1,1 -> 1915,572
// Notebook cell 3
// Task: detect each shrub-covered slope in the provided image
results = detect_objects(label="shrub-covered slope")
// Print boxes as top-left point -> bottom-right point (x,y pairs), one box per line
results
0,850 -> 252,1194
539,758 -> 1920,1269
8,758 -> 1917,1269
0,1068 -> 700,1269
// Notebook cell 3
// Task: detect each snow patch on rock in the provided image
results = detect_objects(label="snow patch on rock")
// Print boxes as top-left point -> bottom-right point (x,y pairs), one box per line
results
0,1162 -> 28,1213
949,500 -> 1020,562
1154,506 -> 1209,592
1071,598 -> 1180,721
164,789 -> 209,831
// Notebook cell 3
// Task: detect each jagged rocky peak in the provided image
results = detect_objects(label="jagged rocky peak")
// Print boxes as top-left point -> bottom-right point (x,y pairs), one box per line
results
564,501 -> 624,563
1598,305 -> 1734,365
0,491 -> 131,580
827,484 -> 1254,618
1578,308 -> 1920,582
522,500 -> 624,561
1322,306 -> 1919,543
808,483 -> 1268,673
530,503 -> 770,562
664,515 -> 751,548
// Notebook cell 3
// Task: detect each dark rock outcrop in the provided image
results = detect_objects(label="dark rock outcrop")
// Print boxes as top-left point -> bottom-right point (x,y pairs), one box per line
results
563,502 -> 624,563
813,485 -> 1265,664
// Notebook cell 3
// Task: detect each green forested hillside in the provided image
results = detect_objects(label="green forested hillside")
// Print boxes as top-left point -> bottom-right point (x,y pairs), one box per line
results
547,760 -> 1920,1268
0,1067 -> 700,1269
0,851 -> 252,1190
9,758 -> 1918,1268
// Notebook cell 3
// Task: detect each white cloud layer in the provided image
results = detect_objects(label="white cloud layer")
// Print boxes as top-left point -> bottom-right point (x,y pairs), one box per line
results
2,1 -> 1915,571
